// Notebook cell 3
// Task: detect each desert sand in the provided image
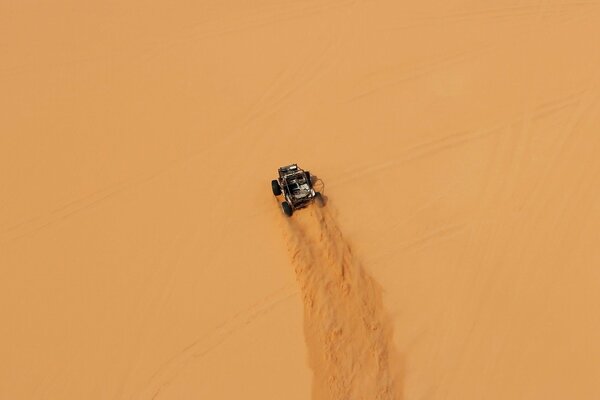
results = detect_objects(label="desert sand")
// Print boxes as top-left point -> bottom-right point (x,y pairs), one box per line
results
2,0 -> 600,399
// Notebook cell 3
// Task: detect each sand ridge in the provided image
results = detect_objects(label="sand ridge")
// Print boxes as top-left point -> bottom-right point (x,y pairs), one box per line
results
282,202 -> 402,400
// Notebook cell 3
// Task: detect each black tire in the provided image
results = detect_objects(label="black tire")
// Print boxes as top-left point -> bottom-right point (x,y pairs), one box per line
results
271,180 -> 281,196
281,201 -> 293,217
306,171 -> 312,188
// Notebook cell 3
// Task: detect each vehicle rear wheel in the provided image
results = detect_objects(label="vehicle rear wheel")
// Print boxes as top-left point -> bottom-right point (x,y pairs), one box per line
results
271,180 -> 281,196
281,201 -> 293,217
306,171 -> 312,188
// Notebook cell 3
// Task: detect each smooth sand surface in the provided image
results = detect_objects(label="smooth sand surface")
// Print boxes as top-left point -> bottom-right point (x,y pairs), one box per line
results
2,1 -> 600,399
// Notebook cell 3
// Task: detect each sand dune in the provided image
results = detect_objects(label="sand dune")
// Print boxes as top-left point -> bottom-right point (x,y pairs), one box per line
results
2,0 -> 600,399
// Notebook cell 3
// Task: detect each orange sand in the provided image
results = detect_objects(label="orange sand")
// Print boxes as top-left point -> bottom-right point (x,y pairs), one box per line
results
2,1 -> 600,399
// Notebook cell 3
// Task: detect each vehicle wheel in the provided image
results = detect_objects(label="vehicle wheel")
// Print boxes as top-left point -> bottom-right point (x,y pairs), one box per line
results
306,171 -> 312,188
281,201 -> 293,217
271,180 -> 281,196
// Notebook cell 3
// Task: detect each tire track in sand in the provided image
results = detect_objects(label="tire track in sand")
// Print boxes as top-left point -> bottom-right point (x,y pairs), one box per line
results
282,204 -> 402,400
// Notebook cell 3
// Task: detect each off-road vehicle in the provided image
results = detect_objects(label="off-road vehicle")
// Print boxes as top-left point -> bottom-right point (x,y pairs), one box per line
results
271,164 -> 320,216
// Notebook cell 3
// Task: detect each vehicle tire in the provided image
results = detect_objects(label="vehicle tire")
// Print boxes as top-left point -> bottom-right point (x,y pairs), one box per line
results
281,201 -> 293,217
272,180 -> 281,196
306,171 -> 312,188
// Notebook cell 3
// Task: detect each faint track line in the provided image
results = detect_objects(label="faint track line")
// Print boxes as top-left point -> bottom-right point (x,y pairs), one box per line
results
374,223 -> 468,264
375,1 -> 599,30
519,78 -> 600,213
138,285 -> 297,400
343,43 -> 492,104
332,127 -> 502,186
139,0 -> 354,66
346,1 -> 599,104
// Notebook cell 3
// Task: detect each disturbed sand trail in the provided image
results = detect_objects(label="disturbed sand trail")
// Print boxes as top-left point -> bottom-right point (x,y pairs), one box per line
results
282,202 -> 402,400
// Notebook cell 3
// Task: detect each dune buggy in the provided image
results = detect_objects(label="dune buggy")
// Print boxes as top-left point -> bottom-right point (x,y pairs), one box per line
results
271,164 -> 320,216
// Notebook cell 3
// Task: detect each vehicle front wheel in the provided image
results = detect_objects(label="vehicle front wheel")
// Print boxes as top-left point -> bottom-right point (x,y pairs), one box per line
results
281,201 -> 293,217
272,180 -> 281,196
